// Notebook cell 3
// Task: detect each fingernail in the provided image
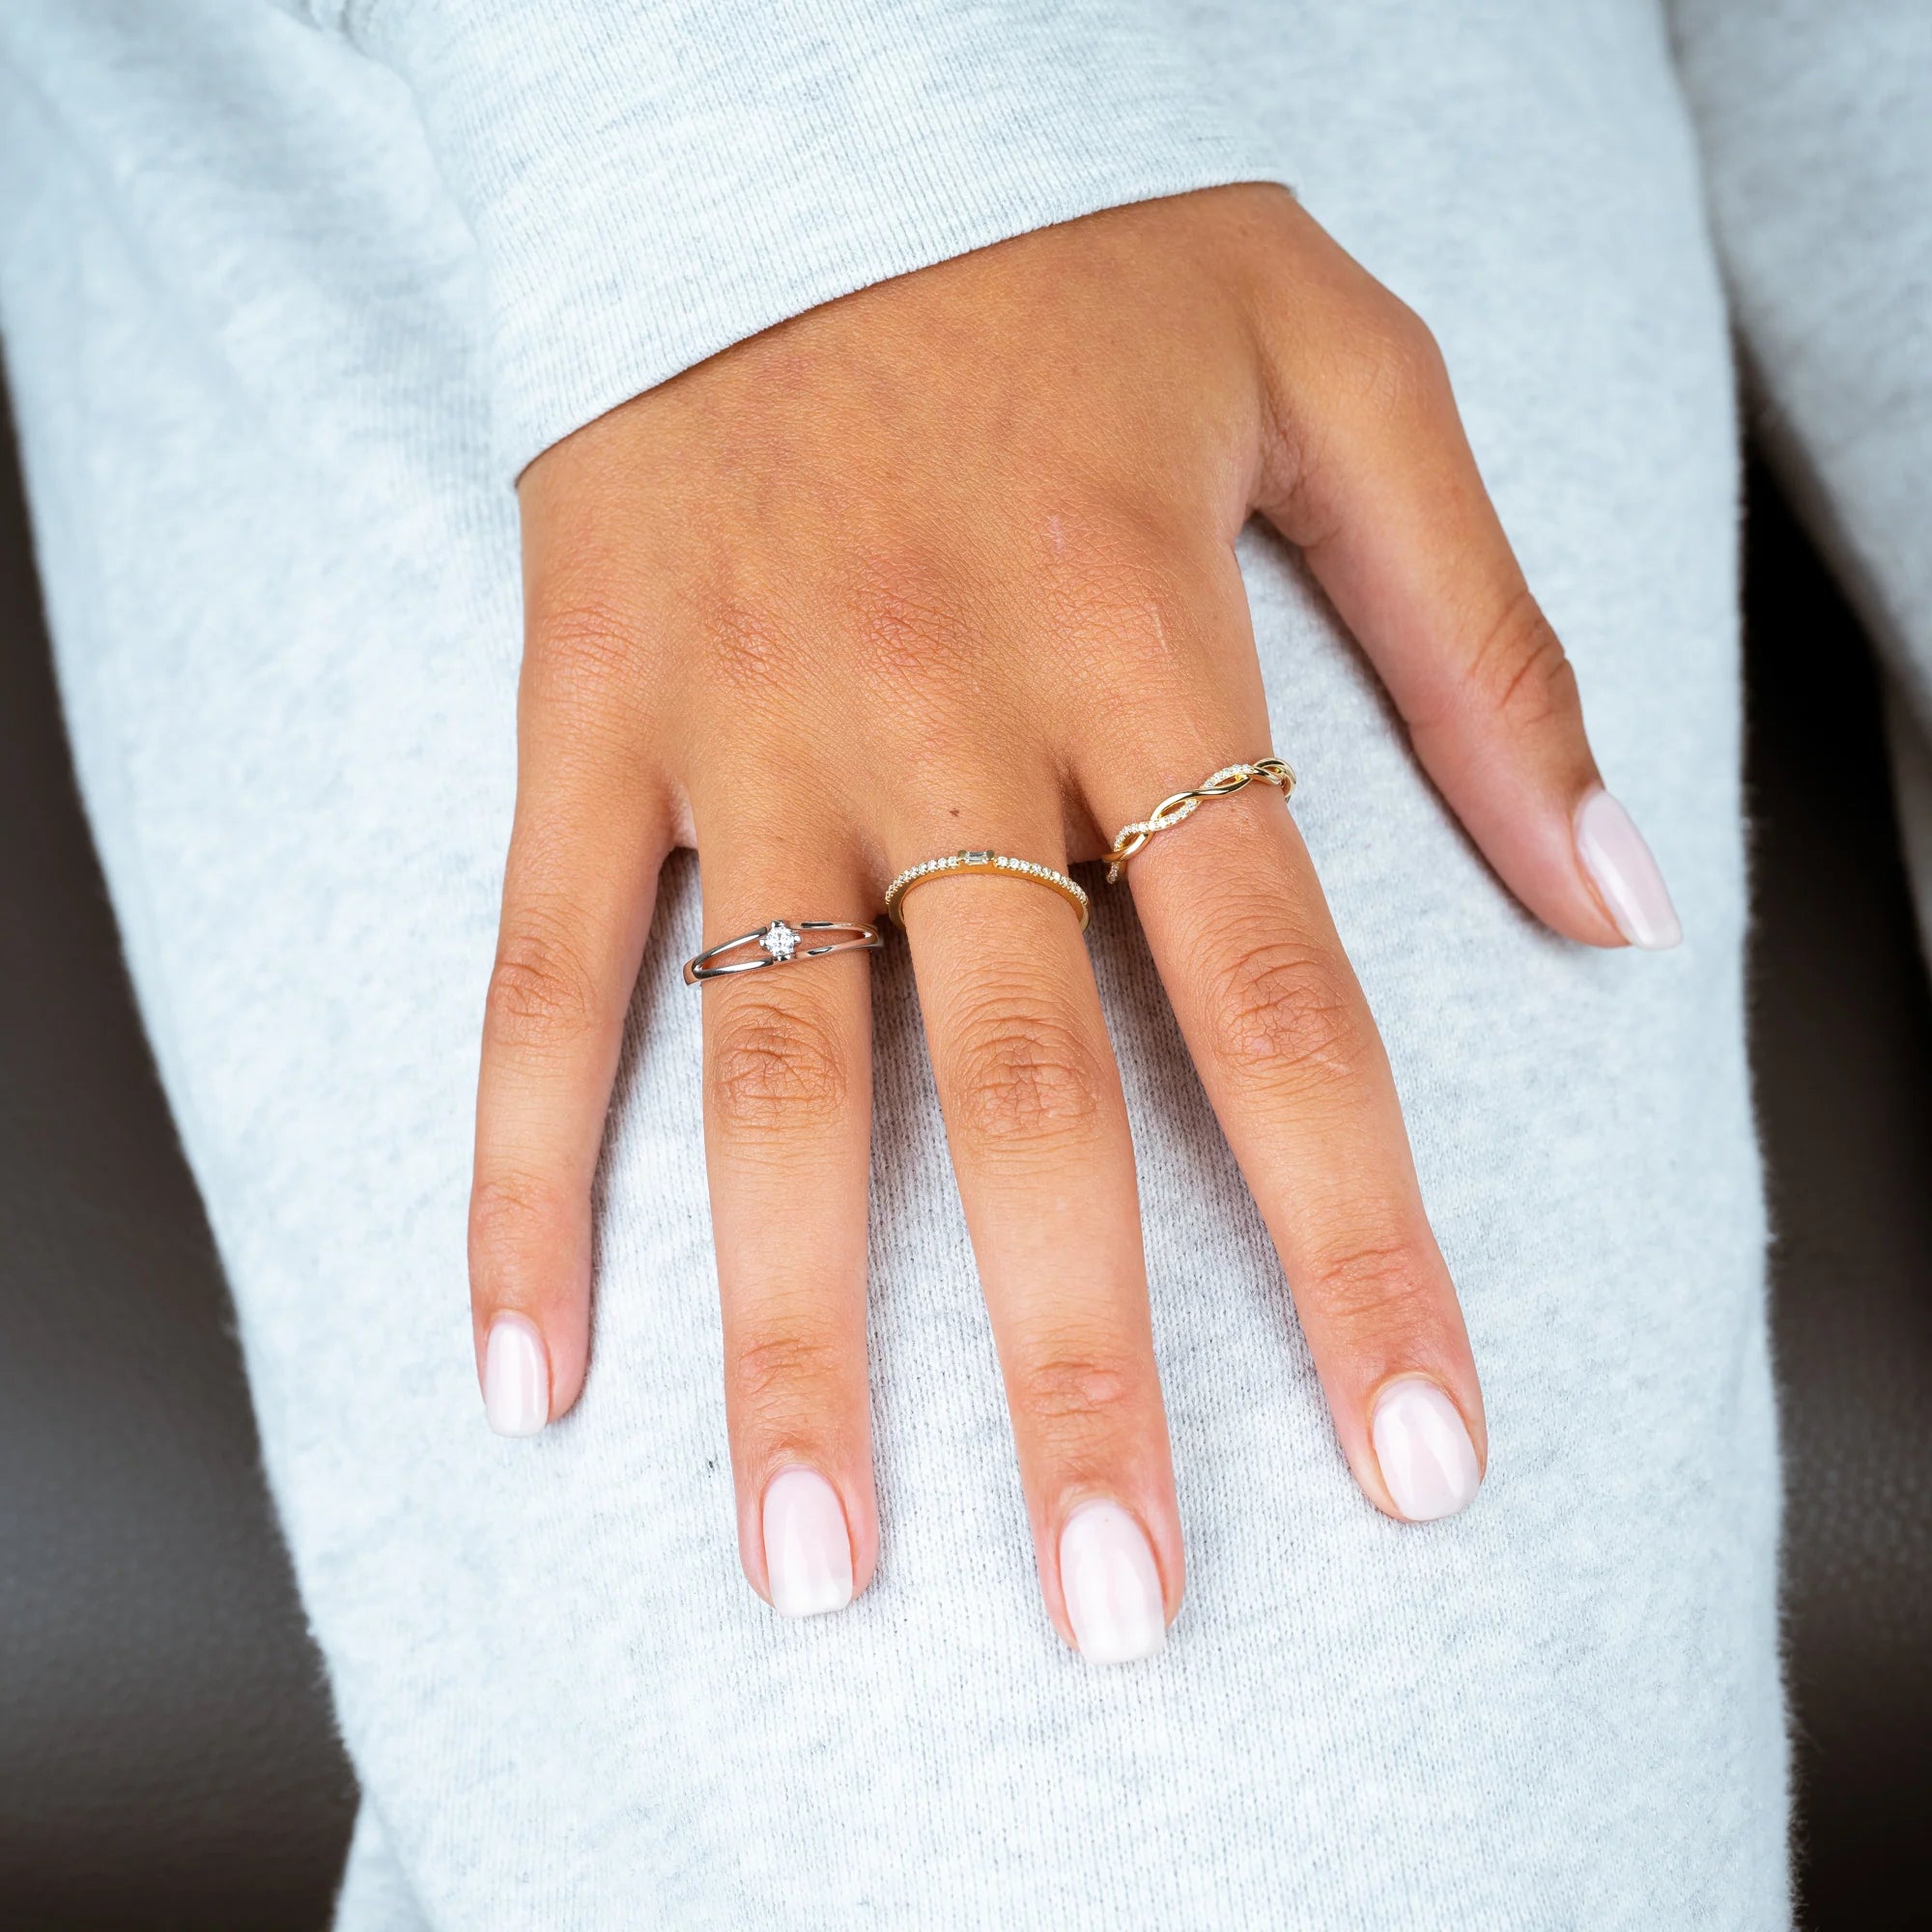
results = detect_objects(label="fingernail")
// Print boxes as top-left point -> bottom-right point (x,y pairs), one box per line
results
1371,1378 -> 1482,1521
1058,1501 -> 1167,1664
482,1313 -> 550,1437
1575,787 -> 1682,950
761,1467 -> 854,1617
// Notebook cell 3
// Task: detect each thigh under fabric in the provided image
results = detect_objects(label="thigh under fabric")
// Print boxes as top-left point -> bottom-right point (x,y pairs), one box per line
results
1,3 -> 1784,1927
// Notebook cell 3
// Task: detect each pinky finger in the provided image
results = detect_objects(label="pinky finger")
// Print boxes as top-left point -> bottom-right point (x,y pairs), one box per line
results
469,688 -> 673,1433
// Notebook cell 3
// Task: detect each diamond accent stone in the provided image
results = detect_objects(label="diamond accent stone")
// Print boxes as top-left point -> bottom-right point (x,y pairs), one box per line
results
760,921 -> 800,961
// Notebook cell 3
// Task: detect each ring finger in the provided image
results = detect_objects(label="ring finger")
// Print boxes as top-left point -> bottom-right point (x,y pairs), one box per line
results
894,806 -> 1180,1664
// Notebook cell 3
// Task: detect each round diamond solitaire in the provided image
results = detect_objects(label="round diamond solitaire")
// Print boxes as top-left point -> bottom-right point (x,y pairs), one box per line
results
683,919 -> 883,984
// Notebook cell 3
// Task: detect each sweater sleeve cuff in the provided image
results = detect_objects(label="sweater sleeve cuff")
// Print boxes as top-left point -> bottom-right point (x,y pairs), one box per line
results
355,2 -> 1286,479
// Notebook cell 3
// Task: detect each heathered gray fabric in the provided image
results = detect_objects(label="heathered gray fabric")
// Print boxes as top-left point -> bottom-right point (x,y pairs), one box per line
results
269,0 -> 1283,478
0,3 -> 1797,1926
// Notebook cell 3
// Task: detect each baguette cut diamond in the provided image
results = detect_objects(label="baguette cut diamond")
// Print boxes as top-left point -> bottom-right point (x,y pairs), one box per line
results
760,921 -> 800,960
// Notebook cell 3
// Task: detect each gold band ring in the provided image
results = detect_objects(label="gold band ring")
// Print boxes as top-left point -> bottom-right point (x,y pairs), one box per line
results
1103,758 -> 1296,884
884,851 -> 1090,930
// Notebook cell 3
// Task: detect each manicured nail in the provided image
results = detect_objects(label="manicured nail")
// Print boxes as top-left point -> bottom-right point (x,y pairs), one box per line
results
483,1313 -> 550,1437
1058,1501 -> 1167,1664
1371,1378 -> 1481,1521
1575,787 -> 1682,950
761,1467 -> 854,1618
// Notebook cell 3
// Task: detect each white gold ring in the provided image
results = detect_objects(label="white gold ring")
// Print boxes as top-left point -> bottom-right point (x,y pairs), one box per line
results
682,920 -> 884,984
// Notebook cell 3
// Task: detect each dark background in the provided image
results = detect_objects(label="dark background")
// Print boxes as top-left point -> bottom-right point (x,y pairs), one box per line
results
1,380 -> 1927,1926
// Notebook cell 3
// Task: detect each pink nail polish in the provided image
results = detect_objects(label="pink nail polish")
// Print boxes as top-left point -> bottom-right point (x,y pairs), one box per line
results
761,1468 -> 854,1617
1371,1378 -> 1481,1521
1575,787 -> 1683,950
483,1313 -> 550,1437
1059,1501 -> 1167,1664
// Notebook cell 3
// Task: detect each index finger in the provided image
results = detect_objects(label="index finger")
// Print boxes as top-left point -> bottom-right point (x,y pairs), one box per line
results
1251,204 -> 1682,952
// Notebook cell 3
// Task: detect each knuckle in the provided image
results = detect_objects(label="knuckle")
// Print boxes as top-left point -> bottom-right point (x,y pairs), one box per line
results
1048,541 -> 1202,691
1009,1347 -> 1140,1434
707,995 -> 849,1135
468,1170 -> 574,1276
700,596 -> 807,702
1271,295 -> 1454,544
842,553 -> 980,698
527,597 -> 644,713
1304,1236 -> 1437,1335
942,994 -> 1107,1149
1348,297 -> 1451,430
1465,590 -> 1579,734
1199,927 -> 1366,1091
484,920 -> 602,1056
729,1325 -> 853,1426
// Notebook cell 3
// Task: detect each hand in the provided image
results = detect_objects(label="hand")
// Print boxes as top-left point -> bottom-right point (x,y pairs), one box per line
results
469,185 -> 1679,1661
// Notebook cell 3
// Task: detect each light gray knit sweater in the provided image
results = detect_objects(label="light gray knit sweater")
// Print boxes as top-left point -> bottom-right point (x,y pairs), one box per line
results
1,3 -> 1924,1926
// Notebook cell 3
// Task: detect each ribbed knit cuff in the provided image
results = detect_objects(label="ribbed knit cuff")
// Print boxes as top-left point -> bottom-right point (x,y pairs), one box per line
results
351,1 -> 1285,479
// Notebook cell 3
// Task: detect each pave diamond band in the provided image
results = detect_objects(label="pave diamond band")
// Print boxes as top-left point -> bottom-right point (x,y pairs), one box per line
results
883,851 -> 1091,931
1103,757 -> 1296,883
683,920 -> 884,984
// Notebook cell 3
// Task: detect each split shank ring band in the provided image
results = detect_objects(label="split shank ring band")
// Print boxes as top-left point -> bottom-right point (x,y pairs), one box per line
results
683,919 -> 884,985
884,851 -> 1091,930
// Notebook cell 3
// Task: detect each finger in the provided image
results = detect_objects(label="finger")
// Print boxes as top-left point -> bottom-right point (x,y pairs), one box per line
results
694,796 -> 877,1619
1251,204 -> 1681,951
469,612 -> 673,1435
1121,774 -> 1487,1523
898,833 -> 1179,1663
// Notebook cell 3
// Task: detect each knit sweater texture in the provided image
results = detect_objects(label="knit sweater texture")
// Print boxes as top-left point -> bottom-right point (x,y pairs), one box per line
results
8,1 -> 1920,1925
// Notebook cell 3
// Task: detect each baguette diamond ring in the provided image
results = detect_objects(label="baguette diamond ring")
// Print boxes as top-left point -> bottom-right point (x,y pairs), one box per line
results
883,851 -> 1090,930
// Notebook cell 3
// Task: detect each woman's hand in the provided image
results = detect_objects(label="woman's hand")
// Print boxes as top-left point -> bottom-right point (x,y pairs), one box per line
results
469,185 -> 1679,1661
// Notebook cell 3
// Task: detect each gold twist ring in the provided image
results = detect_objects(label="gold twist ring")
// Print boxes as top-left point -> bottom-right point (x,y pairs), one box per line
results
1103,758 -> 1297,883
884,851 -> 1090,930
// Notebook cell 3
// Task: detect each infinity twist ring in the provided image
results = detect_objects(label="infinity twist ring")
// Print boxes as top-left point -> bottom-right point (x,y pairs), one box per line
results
1103,758 -> 1296,883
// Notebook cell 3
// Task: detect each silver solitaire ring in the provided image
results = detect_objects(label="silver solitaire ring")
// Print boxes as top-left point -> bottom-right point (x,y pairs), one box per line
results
682,920 -> 884,985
